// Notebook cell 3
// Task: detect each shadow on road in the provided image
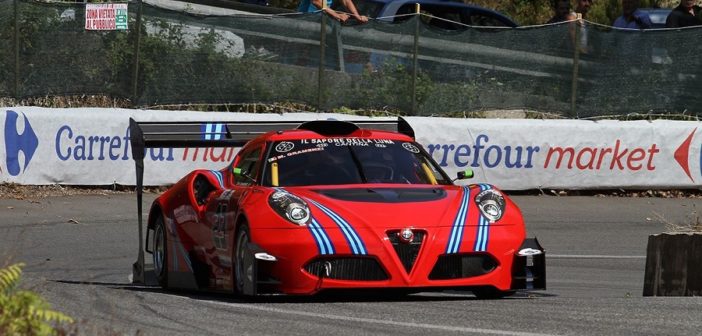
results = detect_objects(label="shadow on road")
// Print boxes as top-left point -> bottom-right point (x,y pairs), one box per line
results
51,279 -> 556,303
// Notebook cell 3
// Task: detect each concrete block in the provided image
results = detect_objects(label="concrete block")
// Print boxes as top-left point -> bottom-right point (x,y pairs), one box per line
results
643,233 -> 702,296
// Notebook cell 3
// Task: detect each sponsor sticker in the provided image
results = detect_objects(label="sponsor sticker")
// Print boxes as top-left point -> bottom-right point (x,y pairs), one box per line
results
402,142 -> 420,153
275,141 -> 294,153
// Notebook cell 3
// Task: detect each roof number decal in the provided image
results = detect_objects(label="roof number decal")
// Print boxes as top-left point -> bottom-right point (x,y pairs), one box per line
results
275,141 -> 294,153
402,143 -> 420,153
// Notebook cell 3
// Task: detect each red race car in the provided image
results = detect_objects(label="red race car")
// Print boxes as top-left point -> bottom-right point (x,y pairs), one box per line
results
129,117 -> 545,298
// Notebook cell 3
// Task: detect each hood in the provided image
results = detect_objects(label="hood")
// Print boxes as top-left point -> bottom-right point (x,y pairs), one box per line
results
279,185 -> 517,230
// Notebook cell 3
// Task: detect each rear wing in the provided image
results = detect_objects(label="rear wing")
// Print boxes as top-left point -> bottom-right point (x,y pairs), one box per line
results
129,117 -> 414,158
129,117 -> 414,283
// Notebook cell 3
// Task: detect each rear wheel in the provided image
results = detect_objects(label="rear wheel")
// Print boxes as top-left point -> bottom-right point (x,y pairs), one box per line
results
153,216 -> 168,288
234,224 -> 252,295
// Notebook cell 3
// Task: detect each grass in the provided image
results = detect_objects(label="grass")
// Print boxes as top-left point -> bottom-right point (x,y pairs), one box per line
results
653,206 -> 702,233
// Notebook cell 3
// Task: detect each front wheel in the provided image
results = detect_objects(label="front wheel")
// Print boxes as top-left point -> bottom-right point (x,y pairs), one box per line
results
234,224 -> 252,295
153,216 -> 168,288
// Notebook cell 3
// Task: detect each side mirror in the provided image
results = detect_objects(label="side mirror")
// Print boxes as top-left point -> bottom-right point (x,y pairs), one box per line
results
456,169 -> 474,180
232,166 -> 256,184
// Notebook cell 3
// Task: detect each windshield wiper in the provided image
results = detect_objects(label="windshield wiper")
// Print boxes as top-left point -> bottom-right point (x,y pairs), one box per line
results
346,146 -> 367,183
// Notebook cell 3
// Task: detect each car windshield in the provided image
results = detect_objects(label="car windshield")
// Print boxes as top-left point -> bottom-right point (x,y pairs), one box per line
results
264,138 -> 450,187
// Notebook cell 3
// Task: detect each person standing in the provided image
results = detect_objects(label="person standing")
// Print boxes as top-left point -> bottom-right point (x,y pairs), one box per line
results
574,0 -> 593,19
298,0 -> 369,23
572,0 -> 593,53
665,0 -> 702,27
613,0 -> 652,29
546,0 -> 576,24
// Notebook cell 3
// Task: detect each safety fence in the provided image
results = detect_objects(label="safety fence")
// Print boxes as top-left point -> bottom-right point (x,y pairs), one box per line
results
1,0 -> 701,118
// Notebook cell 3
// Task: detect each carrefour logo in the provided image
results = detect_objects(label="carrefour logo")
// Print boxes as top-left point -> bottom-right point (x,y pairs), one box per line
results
674,128 -> 700,182
3,110 -> 39,176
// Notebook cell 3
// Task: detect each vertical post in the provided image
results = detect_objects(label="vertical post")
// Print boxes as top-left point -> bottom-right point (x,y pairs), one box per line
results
335,23 -> 345,72
411,3 -> 420,116
570,14 -> 582,118
129,119 -> 146,284
317,2 -> 327,112
132,158 -> 145,284
13,0 -> 20,99
131,0 -> 143,107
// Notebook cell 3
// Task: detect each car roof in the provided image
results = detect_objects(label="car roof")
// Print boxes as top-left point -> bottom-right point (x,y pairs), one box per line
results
638,8 -> 672,27
365,0 -> 517,27
368,0 -> 495,7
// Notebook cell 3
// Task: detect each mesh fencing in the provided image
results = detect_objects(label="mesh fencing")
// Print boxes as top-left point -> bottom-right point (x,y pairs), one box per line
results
1,0 -> 701,118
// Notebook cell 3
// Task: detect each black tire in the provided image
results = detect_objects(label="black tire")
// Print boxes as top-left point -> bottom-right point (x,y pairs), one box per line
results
234,223 -> 251,295
472,287 -> 515,300
153,216 -> 168,288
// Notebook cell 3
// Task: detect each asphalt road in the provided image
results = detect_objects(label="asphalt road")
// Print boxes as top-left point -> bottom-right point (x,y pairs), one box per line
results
1,193 -> 701,335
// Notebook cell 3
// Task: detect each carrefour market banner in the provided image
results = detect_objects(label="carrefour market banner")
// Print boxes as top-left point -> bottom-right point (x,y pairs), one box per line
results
407,116 -> 701,190
1,107 -> 700,189
0,108 -> 370,186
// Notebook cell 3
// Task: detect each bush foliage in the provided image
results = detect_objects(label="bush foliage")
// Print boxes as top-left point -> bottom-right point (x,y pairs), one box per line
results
0,263 -> 73,336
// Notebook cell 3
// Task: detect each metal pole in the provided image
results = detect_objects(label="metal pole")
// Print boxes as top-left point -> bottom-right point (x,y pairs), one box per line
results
335,23 -> 345,72
411,3 -> 420,116
570,15 -> 582,118
317,3 -> 327,112
14,0 -> 20,99
131,0 -> 144,107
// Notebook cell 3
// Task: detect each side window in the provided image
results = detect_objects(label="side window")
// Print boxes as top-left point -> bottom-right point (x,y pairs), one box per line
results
469,13 -> 508,27
395,4 -> 415,22
233,148 -> 262,186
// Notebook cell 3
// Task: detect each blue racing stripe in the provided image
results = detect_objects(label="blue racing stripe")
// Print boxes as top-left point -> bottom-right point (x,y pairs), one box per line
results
175,238 -> 193,272
307,218 -> 328,255
308,199 -> 366,255
453,186 -> 471,253
210,170 -> 224,188
445,190 -> 462,253
474,184 -> 493,252
310,217 -> 334,255
216,123 -> 223,140
274,188 -> 335,255
481,217 -> 490,251
319,202 -> 367,255
446,186 -> 469,254
201,123 -> 225,140
311,201 -> 363,255
202,123 -> 212,140
474,216 -> 485,252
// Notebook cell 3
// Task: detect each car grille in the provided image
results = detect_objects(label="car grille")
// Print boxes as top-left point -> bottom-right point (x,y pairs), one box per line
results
304,257 -> 388,281
386,230 -> 426,274
429,254 -> 498,280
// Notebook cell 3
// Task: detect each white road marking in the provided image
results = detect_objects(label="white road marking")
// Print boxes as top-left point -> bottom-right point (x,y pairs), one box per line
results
550,254 -> 645,259
183,296 -> 559,336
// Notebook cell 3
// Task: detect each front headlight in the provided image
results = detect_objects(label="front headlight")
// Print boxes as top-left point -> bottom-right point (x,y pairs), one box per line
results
269,190 -> 310,226
475,189 -> 505,222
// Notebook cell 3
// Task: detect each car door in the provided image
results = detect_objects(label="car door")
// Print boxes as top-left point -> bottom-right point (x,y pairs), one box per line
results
213,145 -> 264,290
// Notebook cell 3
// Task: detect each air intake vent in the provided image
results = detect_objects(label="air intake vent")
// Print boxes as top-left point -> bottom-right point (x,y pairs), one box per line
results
429,254 -> 498,280
304,257 -> 388,281
387,230 -> 425,274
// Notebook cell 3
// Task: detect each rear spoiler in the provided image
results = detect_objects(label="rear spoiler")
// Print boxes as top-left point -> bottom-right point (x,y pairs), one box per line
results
129,117 -> 414,283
